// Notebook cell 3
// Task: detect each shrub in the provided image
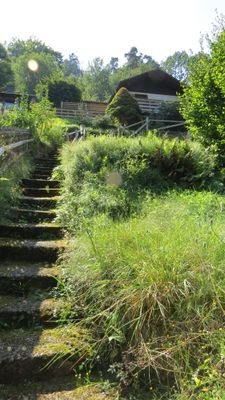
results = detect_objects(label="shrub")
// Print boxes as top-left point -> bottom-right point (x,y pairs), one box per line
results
57,134 -> 219,230
48,80 -> 81,107
106,87 -> 142,126
1,96 -> 65,147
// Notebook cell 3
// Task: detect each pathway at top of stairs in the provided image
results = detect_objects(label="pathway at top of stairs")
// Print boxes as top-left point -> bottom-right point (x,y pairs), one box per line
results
0,152 -> 115,399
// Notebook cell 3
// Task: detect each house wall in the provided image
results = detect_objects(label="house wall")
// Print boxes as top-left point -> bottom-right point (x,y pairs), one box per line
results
130,91 -> 178,113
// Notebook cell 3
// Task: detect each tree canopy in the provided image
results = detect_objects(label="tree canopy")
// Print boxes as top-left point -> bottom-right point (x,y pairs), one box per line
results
180,28 -> 225,164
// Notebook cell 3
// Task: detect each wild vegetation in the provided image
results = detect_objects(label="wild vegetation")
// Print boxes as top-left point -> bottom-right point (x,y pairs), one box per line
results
1,13 -> 225,399
0,152 -> 32,223
53,133 -> 225,398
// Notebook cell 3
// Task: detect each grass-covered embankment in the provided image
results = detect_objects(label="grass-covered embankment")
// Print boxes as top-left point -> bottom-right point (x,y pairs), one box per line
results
0,152 -> 32,223
57,135 -> 225,398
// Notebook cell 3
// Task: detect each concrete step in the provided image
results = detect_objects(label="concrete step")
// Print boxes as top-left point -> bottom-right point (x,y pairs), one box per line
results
10,208 -> 57,223
19,196 -> 59,209
0,325 -> 90,383
0,263 -> 59,294
22,187 -> 60,197
33,167 -> 54,174
0,293 -> 65,327
0,223 -> 63,239
31,174 -> 53,180
22,179 -> 60,188
0,238 -> 65,262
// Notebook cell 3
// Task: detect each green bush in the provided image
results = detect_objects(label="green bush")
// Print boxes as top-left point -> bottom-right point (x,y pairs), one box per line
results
0,153 -> 32,223
106,87 -> 142,126
48,80 -> 81,107
1,96 -> 65,147
57,134 -> 219,230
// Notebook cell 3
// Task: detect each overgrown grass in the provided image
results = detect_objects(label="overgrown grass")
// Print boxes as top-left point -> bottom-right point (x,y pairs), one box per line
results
0,151 -> 32,223
60,191 -> 225,397
56,135 -> 225,398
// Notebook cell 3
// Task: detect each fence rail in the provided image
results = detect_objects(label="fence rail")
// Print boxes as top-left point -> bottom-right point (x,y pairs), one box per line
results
0,128 -> 31,146
0,128 -> 33,158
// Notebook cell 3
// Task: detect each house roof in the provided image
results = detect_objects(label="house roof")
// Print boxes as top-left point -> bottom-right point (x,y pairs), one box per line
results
0,92 -> 36,103
116,69 -> 183,96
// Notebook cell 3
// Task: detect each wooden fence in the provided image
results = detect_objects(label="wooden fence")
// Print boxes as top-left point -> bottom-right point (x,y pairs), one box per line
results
57,101 -> 107,119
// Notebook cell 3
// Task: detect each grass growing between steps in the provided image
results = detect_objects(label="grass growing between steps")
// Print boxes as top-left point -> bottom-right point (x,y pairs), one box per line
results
56,136 -> 225,398
0,152 -> 32,223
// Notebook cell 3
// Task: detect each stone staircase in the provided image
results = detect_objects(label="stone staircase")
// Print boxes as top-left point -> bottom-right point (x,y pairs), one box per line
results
0,153 -> 115,399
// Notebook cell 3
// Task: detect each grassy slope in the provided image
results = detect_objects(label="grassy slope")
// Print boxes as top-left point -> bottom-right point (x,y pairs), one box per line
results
56,135 -> 225,398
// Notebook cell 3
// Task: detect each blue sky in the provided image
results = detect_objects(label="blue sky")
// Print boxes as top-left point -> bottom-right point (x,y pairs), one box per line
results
1,0 -> 225,68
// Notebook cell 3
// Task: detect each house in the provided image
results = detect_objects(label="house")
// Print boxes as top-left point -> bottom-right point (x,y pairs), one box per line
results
114,69 -> 183,114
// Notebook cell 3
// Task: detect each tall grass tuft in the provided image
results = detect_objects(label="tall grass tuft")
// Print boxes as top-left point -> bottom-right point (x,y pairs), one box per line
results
60,191 -> 225,395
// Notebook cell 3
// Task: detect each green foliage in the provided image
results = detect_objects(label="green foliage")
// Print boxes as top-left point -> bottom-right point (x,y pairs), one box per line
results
0,153 -> 32,223
56,135 -> 218,230
124,46 -> 159,69
47,79 -> 81,107
7,38 -> 63,66
106,87 -> 142,125
1,96 -> 65,147
0,43 -> 14,91
63,53 -> 82,77
79,57 -> 111,101
161,50 -> 191,82
60,191 -> 225,396
12,51 -> 61,94
180,28 -> 225,165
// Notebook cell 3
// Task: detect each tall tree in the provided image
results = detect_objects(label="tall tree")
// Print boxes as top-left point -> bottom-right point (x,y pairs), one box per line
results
13,52 -> 61,94
7,38 -> 63,67
180,28 -> 225,165
109,57 -> 119,73
79,58 -> 111,101
64,53 -> 82,77
0,43 -> 14,91
161,51 -> 191,82
124,47 -> 142,69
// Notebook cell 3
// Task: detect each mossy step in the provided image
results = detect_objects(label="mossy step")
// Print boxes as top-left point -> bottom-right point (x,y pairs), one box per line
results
0,238 -> 65,262
10,208 -> 57,223
0,325 -> 91,383
0,381 -> 116,399
0,264 -> 59,293
0,293 -> 66,327
0,223 -> 63,239
19,196 -> 60,208
22,187 -> 60,198
22,179 -> 60,188
33,167 -> 55,174
31,174 -> 52,180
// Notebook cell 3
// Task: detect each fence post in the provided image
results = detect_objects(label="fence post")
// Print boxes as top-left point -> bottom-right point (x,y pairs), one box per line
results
146,116 -> 149,134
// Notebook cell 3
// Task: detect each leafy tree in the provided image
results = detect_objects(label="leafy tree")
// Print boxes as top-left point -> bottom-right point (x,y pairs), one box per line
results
79,58 -> 111,101
106,87 -> 141,125
12,52 -> 61,94
124,46 -> 159,70
64,53 -> 82,77
109,57 -> 119,73
0,43 -> 14,91
47,79 -> 81,107
124,46 -> 142,69
161,51 -> 191,82
180,28 -> 225,164
7,38 -> 63,66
